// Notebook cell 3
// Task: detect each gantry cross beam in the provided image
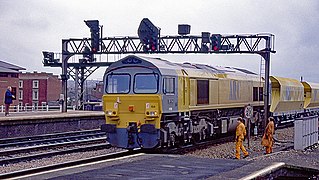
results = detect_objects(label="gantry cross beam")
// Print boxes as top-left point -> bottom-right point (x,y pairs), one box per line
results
61,34 -> 275,55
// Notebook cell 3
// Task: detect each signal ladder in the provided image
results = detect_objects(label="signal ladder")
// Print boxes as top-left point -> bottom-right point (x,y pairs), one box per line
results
259,57 -> 266,106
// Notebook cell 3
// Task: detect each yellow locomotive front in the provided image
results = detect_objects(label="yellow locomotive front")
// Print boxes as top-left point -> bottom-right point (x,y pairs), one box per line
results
101,56 -> 163,149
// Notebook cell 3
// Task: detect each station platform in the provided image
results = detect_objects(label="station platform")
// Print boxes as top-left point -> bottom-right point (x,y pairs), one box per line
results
22,151 -> 319,180
0,111 -> 105,138
0,110 -> 104,120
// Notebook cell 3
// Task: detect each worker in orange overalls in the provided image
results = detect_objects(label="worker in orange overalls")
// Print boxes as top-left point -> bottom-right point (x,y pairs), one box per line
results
235,117 -> 249,159
261,117 -> 275,154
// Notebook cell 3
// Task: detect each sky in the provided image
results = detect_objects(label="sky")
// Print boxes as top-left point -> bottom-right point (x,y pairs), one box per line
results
0,0 -> 318,82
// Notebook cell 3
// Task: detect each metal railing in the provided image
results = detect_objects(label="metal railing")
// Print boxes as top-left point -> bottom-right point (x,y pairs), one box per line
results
0,105 -> 76,113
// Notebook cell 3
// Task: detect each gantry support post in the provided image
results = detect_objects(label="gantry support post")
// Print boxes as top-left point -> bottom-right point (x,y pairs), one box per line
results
262,36 -> 272,131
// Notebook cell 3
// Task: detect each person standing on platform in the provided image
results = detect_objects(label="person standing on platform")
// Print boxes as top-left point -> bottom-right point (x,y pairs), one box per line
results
235,117 -> 249,159
261,117 -> 275,154
4,86 -> 14,116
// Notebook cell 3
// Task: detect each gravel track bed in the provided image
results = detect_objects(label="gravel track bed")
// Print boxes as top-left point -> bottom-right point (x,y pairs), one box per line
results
186,127 -> 319,170
0,147 -> 123,174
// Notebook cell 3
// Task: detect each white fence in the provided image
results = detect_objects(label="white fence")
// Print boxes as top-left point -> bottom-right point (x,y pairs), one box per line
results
294,116 -> 319,150
0,105 -> 76,113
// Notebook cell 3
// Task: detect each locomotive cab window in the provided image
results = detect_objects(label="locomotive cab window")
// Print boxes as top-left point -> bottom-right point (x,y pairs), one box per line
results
197,80 -> 209,104
134,73 -> 159,94
253,87 -> 264,101
163,77 -> 175,94
259,87 -> 263,101
106,73 -> 130,94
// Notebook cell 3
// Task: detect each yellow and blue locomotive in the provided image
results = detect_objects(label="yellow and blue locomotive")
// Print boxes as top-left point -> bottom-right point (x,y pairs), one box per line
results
101,55 -> 267,149
101,55 -> 319,149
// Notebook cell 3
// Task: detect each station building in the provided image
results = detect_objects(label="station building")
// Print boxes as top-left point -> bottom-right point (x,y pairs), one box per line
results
0,60 -> 25,106
19,72 -> 62,107
91,81 -> 103,101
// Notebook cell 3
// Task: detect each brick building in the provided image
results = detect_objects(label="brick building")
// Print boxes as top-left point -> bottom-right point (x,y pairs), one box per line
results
91,81 -> 103,101
0,60 -> 25,106
19,72 -> 62,107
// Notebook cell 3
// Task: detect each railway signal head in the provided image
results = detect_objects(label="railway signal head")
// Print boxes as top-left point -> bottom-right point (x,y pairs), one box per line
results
138,18 -> 159,52
83,46 -> 94,62
42,51 -> 58,64
84,20 -> 100,53
211,34 -> 221,51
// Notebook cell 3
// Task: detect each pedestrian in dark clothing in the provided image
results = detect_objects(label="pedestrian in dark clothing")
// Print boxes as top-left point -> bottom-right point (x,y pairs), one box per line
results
4,86 -> 14,116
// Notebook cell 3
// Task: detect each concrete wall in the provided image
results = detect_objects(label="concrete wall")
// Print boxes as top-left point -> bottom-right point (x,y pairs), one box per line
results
0,114 -> 105,138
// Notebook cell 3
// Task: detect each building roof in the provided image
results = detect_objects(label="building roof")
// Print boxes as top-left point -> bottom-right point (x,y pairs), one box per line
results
0,60 -> 26,73
0,66 -> 20,73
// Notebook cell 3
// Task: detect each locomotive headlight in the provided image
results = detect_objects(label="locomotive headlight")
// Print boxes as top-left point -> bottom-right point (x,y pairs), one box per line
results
107,111 -> 113,116
146,111 -> 158,117
150,111 -> 157,116
106,110 -> 116,116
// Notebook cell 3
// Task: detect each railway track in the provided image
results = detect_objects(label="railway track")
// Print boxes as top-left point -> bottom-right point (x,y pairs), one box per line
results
0,129 -> 104,148
0,130 -> 108,165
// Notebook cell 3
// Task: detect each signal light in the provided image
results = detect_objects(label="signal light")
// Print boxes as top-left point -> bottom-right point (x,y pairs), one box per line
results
84,20 -> 100,53
210,34 -> 221,51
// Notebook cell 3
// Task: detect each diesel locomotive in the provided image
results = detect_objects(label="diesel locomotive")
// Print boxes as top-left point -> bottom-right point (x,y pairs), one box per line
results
101,55 -> 319,149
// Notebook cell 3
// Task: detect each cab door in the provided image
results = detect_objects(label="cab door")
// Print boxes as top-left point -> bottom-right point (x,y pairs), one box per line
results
178,69 -> 190,111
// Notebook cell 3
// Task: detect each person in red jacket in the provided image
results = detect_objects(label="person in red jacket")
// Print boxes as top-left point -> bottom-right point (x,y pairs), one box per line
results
235,117 -> 249,159
261,117 -> 275,154
4,86 -> 14,116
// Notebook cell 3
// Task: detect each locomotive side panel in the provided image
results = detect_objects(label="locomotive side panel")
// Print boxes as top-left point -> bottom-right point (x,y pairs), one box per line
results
209,79 -> 219,104
217,79 -> 255,107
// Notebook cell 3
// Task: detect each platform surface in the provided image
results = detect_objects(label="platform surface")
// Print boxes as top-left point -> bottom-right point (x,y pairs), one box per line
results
0,110 -> 104,121
21,154 -> 289,180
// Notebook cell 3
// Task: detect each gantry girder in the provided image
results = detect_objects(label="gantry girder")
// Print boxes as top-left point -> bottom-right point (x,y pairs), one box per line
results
60,34 -> 275,56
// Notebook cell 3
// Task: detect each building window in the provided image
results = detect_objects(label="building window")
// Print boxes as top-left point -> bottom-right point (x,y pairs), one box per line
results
197,80 -> 209,104
19,80 -> 23,88
32,89 -> 39,100
19,90 -> 23,100
11,73 -> 18,78
33,80 -> 39,88
11,87 -> 17,100
19,102 -> 23,106
0,73 -> 8,77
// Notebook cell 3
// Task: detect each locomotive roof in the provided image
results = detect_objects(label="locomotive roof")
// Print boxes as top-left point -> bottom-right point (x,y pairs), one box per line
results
109,55 -> 261,81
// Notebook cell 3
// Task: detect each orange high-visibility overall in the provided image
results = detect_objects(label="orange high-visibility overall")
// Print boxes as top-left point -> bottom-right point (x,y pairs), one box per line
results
261,121 -> 275,154
235,121 -> 249,159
